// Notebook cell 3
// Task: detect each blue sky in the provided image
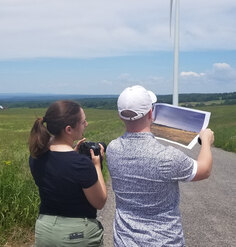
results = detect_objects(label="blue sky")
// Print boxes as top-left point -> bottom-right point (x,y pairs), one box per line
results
0,0 -> 236,95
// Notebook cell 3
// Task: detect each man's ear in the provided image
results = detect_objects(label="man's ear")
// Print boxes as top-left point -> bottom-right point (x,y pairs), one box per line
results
148,109 -> 153,119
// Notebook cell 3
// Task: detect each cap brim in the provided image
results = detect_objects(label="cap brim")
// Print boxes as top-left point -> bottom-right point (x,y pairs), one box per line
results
148,90 -> 157,104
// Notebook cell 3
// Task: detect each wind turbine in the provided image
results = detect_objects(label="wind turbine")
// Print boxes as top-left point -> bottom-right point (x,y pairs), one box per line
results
170,0 -> 179,106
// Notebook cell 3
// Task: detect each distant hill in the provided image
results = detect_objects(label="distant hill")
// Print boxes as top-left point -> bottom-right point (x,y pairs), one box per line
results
0,93 -> 117,102
0,92 -> 235,109
0,93 -> 119,109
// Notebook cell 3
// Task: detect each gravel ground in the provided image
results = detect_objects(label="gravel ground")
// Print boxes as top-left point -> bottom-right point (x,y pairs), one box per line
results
97,178 -> 115,247
97,143 -> 236,247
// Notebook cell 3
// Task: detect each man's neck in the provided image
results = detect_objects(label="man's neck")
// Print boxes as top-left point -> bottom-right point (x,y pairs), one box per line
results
124,111 -> 153,133
126,125 -> 151,133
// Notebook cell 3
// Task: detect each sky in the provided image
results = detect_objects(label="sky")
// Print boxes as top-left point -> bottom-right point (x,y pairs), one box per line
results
0,0 -> 236,95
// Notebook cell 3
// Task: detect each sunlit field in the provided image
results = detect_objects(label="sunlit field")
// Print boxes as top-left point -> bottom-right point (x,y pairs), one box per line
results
198,105 -> 236,153
0,104 -> 235,246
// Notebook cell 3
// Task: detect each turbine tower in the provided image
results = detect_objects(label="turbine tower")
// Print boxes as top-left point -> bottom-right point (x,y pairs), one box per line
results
170,0 -> 179,106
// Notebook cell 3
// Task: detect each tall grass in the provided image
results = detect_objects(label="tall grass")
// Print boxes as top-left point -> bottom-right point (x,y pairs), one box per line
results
198,105 -> 236,152
0,108 -> 43,245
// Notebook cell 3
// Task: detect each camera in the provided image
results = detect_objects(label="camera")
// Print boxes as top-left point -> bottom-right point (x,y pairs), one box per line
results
78,141 -> 107,169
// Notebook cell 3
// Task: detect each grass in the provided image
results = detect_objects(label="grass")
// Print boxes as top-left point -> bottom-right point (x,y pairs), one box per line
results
0,108 -> 42,246
197,105 -> 236,152
0,105 -> 235,246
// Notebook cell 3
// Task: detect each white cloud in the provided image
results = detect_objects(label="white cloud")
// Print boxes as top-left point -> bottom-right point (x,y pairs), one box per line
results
210,62 -> 236,83
180,71 -> 205,77
0,0 -> 236,59
180,62 -> 236,93
213,63 -> 231,70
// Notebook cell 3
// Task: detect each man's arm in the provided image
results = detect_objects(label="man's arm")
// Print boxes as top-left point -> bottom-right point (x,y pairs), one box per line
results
192,128 -> 214,181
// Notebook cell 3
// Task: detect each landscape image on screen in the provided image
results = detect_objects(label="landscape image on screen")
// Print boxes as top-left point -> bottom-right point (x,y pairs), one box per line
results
151,104 -> 209,148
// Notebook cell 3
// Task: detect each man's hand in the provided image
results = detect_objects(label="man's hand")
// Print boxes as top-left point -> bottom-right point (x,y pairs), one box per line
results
199,128 -> 214,146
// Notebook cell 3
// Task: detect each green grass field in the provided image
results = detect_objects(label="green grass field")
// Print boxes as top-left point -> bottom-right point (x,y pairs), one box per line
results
198,105 -> 236,152
0,105 -> 235,246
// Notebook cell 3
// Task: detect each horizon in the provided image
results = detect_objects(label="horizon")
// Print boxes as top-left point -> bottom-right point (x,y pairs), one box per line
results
0,91 -> 235,98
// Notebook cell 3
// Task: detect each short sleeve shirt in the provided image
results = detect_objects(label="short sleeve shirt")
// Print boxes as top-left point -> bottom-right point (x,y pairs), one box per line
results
106,132 -> 196,247
29,151 -> 98,218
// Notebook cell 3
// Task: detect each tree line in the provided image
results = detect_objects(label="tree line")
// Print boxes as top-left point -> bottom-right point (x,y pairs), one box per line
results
0,92 -> 235,110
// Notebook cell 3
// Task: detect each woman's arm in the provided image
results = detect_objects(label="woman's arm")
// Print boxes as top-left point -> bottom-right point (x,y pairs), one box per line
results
83,144 -> 107,209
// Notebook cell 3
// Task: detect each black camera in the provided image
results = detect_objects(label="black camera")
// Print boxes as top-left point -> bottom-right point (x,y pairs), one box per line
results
78,142 -> 107,169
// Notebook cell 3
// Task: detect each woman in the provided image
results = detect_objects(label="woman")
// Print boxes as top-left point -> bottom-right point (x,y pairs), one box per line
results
28,100 -> 107,247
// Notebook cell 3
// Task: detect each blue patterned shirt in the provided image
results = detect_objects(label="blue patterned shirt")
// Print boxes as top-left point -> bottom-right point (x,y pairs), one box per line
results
107,132 -> 196,247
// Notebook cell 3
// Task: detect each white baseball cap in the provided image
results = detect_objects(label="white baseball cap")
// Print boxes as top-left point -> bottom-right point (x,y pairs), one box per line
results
118,85 -> 157,121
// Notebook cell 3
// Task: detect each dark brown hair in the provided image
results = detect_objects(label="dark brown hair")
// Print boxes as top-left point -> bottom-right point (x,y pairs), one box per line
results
29,100 -> 81,158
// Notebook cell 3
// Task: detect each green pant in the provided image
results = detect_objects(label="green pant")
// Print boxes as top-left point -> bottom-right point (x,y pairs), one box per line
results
35,214 -> 104,247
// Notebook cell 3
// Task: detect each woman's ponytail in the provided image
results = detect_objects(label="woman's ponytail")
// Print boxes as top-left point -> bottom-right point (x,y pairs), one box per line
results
29,100 -> 81,158
29,117 -> 50,158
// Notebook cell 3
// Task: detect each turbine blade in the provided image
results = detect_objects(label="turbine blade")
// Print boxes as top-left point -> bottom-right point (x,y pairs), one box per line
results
170,0 -> 173,37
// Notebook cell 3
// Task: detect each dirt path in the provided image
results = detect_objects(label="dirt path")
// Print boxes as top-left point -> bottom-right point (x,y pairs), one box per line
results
97,178 -> 115,247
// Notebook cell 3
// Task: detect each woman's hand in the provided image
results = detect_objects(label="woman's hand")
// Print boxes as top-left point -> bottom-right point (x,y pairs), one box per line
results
90,143 -> 104,169
84,143 -> 107,209
98,143 -> 105,160
73,138 -> 86,152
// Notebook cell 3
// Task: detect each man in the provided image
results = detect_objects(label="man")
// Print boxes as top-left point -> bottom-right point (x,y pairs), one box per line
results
106,85 -> 214,247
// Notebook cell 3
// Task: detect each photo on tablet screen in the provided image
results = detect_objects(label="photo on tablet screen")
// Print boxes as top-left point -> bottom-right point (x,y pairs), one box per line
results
151,103 -> 211,149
